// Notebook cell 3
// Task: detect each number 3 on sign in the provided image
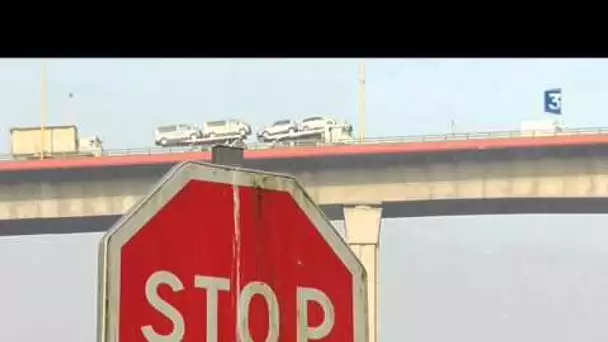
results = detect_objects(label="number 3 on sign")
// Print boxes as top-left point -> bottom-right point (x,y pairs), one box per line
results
544,88 -> 562,115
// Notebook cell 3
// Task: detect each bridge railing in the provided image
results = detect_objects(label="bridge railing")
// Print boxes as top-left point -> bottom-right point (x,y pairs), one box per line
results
3,126 -> 608,161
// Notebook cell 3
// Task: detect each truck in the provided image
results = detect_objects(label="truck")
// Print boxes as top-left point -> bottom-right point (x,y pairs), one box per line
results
520,119 -> 565,137
262,123 -> 354,147
9,125 -> 103,160
161,132 -> 248,150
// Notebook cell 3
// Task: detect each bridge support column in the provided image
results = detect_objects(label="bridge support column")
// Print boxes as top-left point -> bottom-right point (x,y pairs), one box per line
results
343,204 -> 382,342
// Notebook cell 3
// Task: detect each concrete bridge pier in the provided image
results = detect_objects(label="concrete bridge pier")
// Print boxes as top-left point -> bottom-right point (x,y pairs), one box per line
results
343,204 -> 383,342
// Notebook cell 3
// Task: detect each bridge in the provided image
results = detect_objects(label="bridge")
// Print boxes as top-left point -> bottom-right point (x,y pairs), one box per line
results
3,128 -> 608,342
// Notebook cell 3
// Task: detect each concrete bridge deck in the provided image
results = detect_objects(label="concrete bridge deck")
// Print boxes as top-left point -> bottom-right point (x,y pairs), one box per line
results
2,133 -> 608,234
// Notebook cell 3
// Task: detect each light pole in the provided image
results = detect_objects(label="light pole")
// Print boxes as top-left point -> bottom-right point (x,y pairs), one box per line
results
40,61 -> 48,159
68,92 -> 75,125
358,60 -> 366,141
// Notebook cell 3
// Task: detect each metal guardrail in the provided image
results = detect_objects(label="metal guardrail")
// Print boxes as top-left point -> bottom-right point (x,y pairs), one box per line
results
3,126 -> 608,161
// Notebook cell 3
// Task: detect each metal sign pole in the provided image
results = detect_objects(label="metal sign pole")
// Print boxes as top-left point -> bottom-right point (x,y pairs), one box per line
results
211,145 -> 244,167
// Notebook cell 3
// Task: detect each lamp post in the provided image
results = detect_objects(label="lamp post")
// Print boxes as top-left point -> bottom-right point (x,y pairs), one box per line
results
40,61 -> 48,159
358,60 -> 366,141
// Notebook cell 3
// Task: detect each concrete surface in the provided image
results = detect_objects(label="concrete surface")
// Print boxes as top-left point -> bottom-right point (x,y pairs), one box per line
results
1,148 -> 608,222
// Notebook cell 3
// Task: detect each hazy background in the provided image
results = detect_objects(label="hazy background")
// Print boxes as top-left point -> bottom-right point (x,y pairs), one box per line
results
1,58 -> 608,341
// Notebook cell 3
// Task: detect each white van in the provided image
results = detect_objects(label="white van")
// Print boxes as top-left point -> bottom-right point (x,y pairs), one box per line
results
201,119 -> 251,138
154,124 -> 202,146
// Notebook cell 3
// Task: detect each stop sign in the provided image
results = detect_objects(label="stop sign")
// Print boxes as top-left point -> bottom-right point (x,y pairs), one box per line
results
97,161 -> 368,342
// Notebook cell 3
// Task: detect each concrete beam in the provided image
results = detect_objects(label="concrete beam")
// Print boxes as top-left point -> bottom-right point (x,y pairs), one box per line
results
343,204 -> 382,342
2,153 -> 608,221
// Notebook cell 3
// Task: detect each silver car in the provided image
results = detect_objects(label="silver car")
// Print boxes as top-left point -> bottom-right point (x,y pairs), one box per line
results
202,119 -> 252,138
155,124 -> 202,146
257,119 -> 298,140
298,116 -> 338,132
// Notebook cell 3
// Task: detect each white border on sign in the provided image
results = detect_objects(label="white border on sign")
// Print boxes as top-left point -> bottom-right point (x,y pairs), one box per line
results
97,161 -> 368,342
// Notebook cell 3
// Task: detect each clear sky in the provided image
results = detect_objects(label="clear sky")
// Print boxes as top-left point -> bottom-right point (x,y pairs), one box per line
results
2,58 -> 607,151
1,58 -> 608,341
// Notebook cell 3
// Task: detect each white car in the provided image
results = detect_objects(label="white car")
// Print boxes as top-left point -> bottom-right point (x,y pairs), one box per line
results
298,116 -> 338,132
155,124 -> 202,146
202,119 -> 252,138
257,119 -> 298,140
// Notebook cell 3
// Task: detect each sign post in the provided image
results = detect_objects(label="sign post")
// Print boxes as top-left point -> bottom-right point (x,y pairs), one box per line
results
211,145 -> 244,166
97,161 -> 368,342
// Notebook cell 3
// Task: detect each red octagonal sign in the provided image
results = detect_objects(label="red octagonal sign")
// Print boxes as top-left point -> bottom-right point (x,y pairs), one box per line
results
97,161 -> 368,342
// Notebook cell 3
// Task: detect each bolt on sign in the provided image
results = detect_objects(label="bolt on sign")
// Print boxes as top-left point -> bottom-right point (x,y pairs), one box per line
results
97,161 -> 368,342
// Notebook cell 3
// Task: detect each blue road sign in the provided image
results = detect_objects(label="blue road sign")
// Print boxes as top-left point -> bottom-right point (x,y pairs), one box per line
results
544,88 -> 562,115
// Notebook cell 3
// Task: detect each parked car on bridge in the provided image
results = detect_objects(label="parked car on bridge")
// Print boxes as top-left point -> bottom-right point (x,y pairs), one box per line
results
298,116 -> 340,132
202,119 -> 252,138
154,124 -> 202,147
257,119 -> 299,140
